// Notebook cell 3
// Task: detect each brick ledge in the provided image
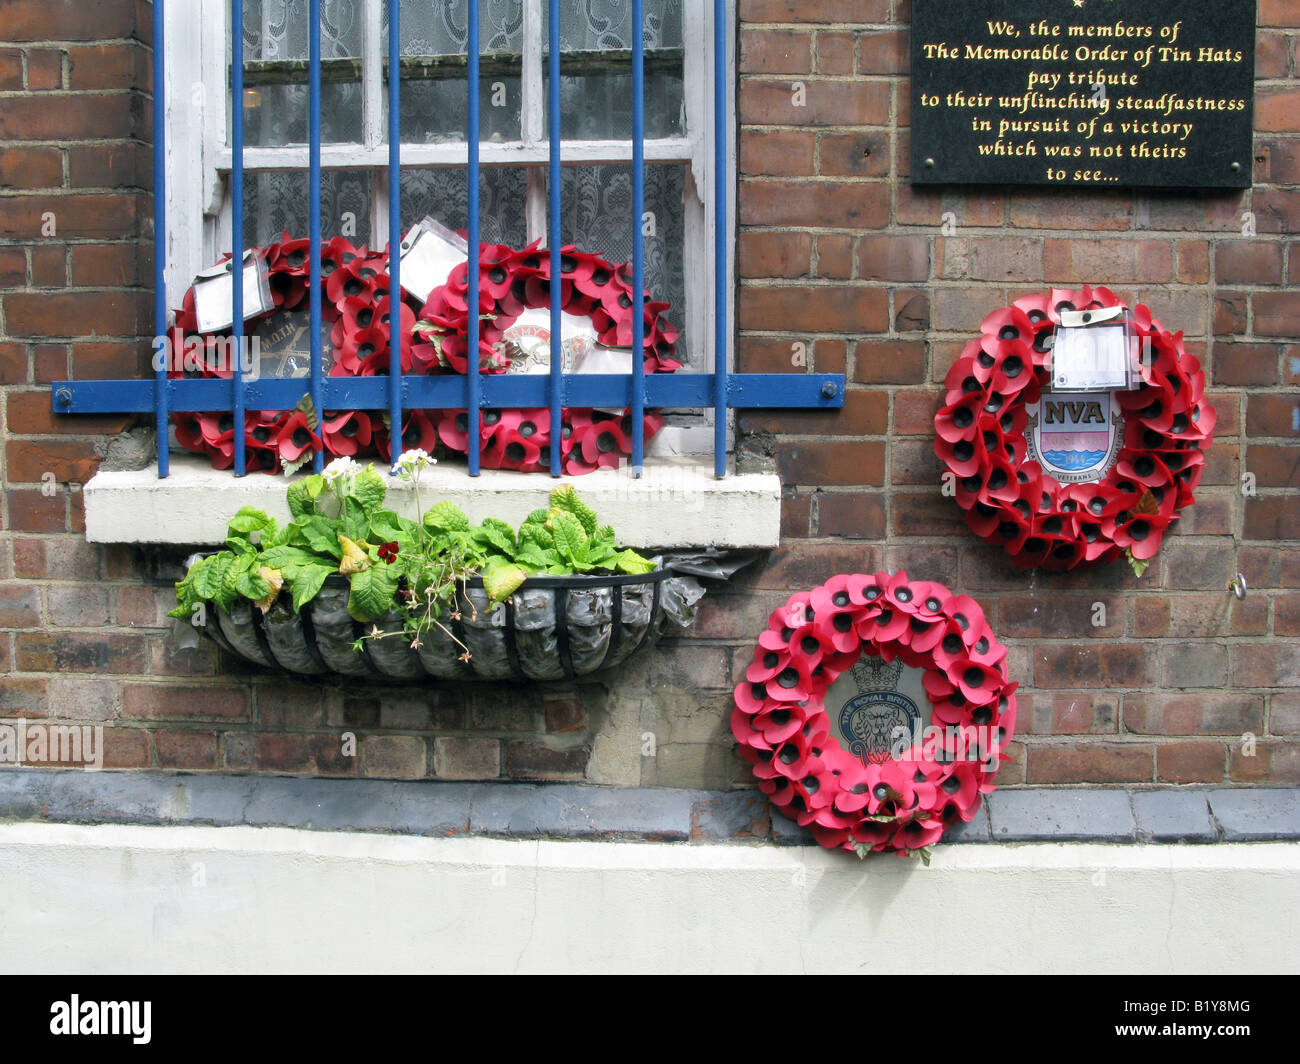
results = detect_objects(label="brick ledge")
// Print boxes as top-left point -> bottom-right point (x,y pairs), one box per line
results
1,772 -> 1296,845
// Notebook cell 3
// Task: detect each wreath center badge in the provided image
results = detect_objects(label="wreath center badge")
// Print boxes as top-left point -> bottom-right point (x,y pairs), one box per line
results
933,285 -> 1216,573
733,571 -> 1016,859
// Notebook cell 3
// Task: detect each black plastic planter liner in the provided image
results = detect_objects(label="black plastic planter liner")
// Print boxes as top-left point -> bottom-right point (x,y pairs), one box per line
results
199,569 -> 679,682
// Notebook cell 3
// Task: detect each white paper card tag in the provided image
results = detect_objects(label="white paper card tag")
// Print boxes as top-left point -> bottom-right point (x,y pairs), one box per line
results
193,251 -> 273,333
1052,322 -> 1130,391
399,217 -> 468,301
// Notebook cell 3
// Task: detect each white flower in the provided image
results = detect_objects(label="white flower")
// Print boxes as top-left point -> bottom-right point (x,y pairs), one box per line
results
322,456 -> 360,484
393,448 -> 436,480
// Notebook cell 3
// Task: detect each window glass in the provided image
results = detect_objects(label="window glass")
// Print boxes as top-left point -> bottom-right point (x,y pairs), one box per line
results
243,169 -> 373,247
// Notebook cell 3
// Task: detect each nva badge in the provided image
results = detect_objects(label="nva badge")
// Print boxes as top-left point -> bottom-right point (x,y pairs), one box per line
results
824,655 -> 926,765
1025,391 -> 1123,484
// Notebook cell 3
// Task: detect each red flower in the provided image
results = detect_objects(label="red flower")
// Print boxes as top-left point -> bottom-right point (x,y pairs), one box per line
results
377,541 -> 399,563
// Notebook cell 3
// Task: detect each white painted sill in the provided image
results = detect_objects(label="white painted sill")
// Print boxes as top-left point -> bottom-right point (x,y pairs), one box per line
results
82,454 -> 782,549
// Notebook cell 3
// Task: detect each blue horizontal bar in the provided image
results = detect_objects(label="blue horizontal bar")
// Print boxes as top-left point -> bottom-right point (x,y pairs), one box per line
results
52,374 -> 845,414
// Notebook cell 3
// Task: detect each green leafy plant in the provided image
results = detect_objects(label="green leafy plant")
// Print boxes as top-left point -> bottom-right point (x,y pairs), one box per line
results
170,452 -> 656,661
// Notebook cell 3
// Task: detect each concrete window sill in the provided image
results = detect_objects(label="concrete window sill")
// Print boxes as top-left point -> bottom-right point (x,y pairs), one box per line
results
81,454 -> 783,549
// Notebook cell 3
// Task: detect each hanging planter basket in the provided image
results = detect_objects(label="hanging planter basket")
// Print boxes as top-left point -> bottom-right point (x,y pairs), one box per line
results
197,568 -> 685,683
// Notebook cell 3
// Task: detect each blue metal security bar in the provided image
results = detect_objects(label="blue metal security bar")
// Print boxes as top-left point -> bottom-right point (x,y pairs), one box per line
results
55,0 -> 844,479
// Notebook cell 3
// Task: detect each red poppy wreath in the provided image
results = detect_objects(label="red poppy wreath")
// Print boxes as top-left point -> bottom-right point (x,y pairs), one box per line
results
934,285 -> 1216,574
732,571 -> 1017,859
168,233 -> 678,476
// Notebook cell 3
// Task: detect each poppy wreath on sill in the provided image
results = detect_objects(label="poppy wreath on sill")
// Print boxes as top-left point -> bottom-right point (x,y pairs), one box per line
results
411,239 -> 678,475
732,571 -> 1017,857
933,285 -> 1216,571
170,233 -> 405,473
169,234 -> 677,476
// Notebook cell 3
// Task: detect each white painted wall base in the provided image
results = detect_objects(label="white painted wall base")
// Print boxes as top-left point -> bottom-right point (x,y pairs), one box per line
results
1,823 -> 1296,973
82,455 -> 781,548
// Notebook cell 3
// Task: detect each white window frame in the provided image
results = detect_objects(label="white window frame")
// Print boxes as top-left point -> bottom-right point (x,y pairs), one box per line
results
160,0 -> 736,458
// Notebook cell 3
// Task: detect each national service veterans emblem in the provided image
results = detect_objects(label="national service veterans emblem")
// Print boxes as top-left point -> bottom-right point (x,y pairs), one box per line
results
832,655 -> 924,765
1025,389 -> 1123,484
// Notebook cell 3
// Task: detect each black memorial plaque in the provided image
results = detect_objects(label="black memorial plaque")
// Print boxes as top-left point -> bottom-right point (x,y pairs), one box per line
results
911,0 -> 1255,188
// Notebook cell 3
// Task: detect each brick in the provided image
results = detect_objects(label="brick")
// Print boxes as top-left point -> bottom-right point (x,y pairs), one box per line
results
1244,495 -> 1300,540
0,246 -> 24,287
815,234 -> 854,279
738,231 -> 811,278
1233,643 -> 1300,687
893,289 -> 929,331
781,492 -> 812,537
930,287 -> 1000,332
7,390 -> 132,436
1020,692 -> 1118,736
815,32 -> 855,75
737,284 -> 888,333
0,94 -> 143,141
544,696 -> 586,734
1132,595 -> 1169,637
997,594 -> 1121,639
12,535 -> 100,580
817,131 -> 890,177
816,492 -> 885,539
34,344 -> 68,382
739,0 -> 890,25
775,439 -> 884,486
45,584 -> 110,627
0,195 -> 141,242
1026,744 -> 1153,784
888,437 -> 941,486
740,389 -> 886,436
1124,692 -> 1264,736
433,736 -> 500,780
1213,292 -> 1246,336
1246,395 -> 1299,436
1033,643 -> 1150,688
17,631 -> 146,674
0,48 -> 21,89
0,584 -> 41,627
101,726 -> 150,769
66,43 -> 148,90
25,48 -> 62,90
0,146 -> 64,189
892,390 -> 942,434
740,129 -> 815,177
739,180 -> 888,229
246,732 -> 354,776
857,29 -> 906,74
1248,444 -> 1300,487
1139,193 -> 1245,233
740,79 -> 889,128
6,490 -> 66,532
121,683 -> 249,721
856,234 -> 929,282
1229,741 -> 1300,783
1011,192 -> 1133,231
1213,343 -> 1279,386
1,2 -> 143,42
739,29 -> 811,74
6,439 -> 100,484
1157,742 -> 1226,783
1159,541 -> 1234,591
1177,240 -> 1209,284
2,289 -> 147,338
736,336 -> 803,373
1257,87 -> 1300,133
70,340 -> 151,379
1271,692 -> 1300,735
891,490 -> 969,537
1044,239 -> 1170,284
30,245 -> 65,287
1160,642 -> 1229,688
69,242 -> 147,287
1216,241 -> 1284,284
0,343 -> 26,384
47,675 -> 117,721
67,144 -> 151,190
256,685 -> 324,729
1254,291 -> 1300,337
504,741 -> 588,781
362,735 -> 428,779
851,339 -> 925,384
156,730 -> 219,770
1256,31 -> 1291,77
0,677 -> 47,718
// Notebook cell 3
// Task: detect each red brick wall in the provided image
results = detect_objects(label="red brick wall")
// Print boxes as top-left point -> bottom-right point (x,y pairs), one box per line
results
0,1 -> 1295,787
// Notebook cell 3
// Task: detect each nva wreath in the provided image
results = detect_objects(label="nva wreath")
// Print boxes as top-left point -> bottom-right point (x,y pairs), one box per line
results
933,286 -> 1216,573
732,571 -> 1017,859
168,233 -> 678,476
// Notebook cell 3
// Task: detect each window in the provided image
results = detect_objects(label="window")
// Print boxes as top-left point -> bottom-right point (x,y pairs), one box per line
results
162,0 -> 725,456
